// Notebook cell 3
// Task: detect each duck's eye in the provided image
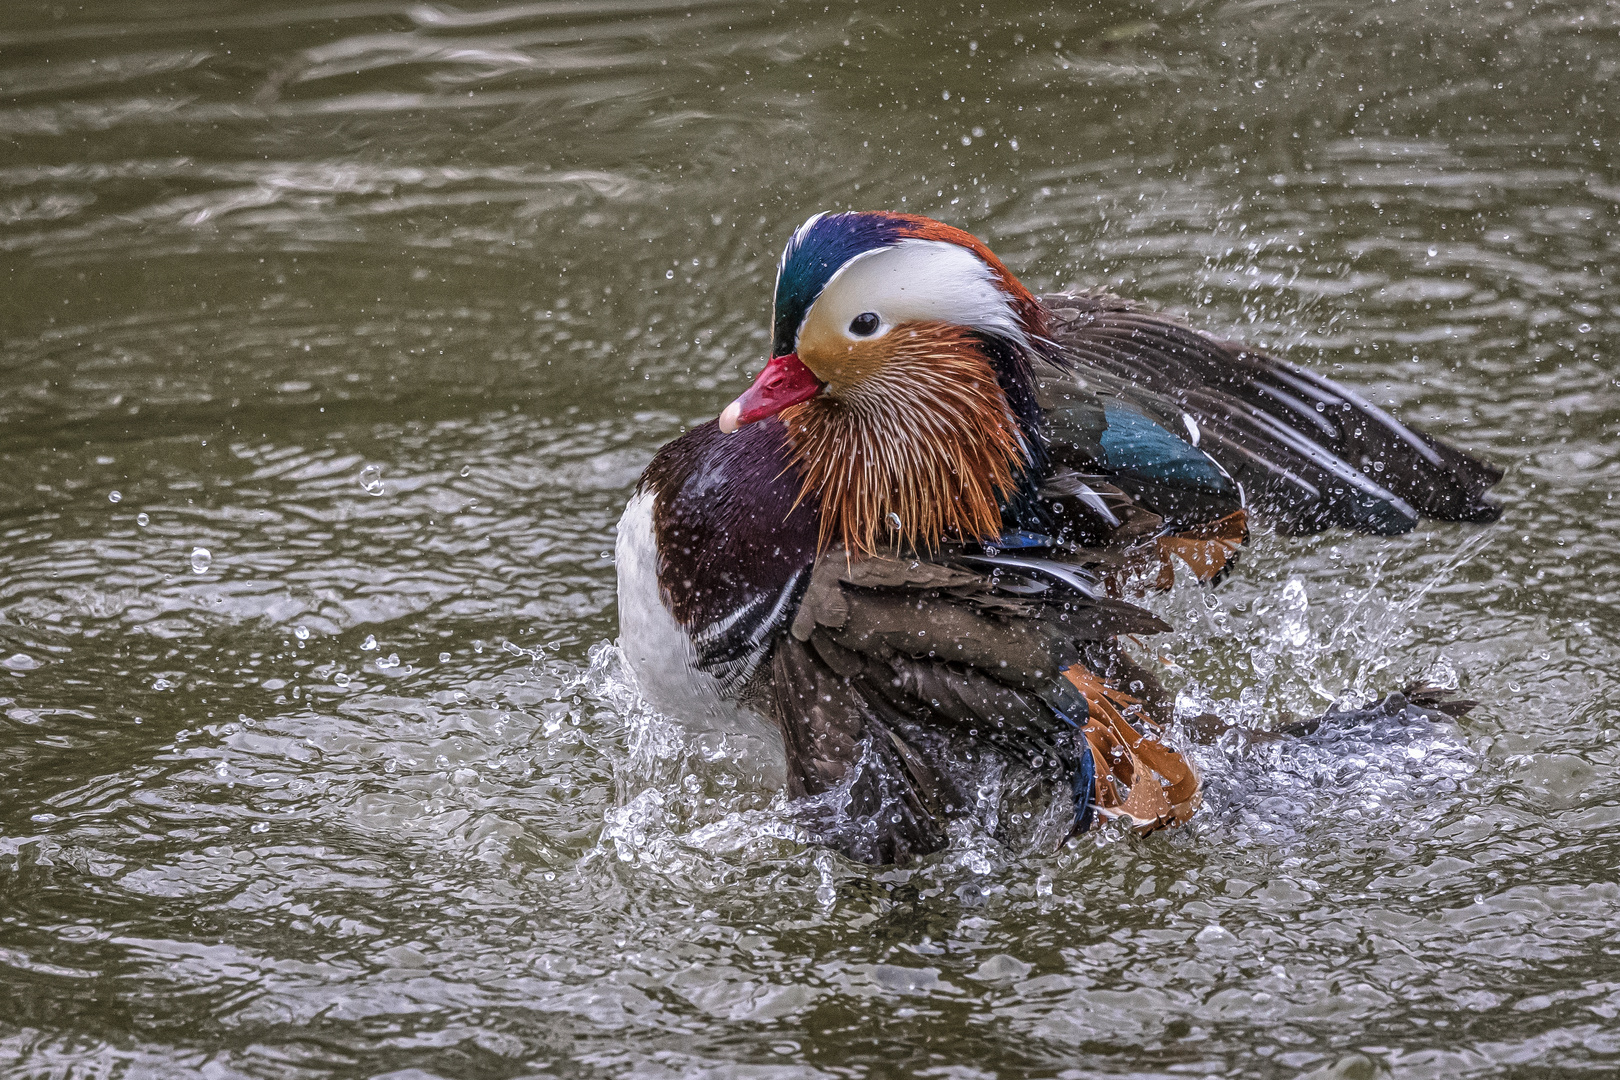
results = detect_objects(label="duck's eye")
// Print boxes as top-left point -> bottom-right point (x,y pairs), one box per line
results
848,312 -> 881,337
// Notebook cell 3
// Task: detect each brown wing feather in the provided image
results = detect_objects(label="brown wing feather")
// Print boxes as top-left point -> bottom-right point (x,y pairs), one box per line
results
768,547 -> 1197,863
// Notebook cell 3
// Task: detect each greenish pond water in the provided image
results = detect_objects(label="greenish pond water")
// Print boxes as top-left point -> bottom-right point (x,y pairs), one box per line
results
2,2 -> 1618,1077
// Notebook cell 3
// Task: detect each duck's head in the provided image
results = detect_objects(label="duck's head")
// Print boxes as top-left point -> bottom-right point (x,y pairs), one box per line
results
719,211 -> 1048,432
718,211 -> 1053,556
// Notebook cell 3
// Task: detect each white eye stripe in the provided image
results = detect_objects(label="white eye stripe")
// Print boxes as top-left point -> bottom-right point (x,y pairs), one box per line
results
798,239 -> 1027,352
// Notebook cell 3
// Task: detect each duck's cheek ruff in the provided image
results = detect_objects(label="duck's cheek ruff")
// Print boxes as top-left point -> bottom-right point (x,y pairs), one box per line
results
780,326 -> 1028,557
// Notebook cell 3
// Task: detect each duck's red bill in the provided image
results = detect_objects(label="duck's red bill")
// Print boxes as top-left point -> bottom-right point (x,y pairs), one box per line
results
718,352 -> 824,433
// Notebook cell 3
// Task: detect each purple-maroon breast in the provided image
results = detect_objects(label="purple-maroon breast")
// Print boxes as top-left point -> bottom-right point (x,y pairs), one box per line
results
640,418 -> 820,669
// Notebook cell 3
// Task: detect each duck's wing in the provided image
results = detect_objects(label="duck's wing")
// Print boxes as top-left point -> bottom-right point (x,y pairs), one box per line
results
1040,291 -> 1502,536
768,547 -> 1199,864
1020,370 -> 1250,588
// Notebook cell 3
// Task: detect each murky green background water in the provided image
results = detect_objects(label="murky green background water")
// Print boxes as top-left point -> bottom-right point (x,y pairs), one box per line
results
2,1 -> 1618,1076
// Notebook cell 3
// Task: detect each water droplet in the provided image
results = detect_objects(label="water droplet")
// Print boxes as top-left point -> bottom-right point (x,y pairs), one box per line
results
377,653 -> 401,670
886,512 -> 903,530
108,490 -> 121,503
2,654 -> 39,672
334,672 -> 351,687
942,89 -> 951,100
250,821 -> 269,833
359,464 -> 385,496
136,513 -> 149,526
460,465 -> 471,476
360,634 -> 378,651
961,134 -> 972,146
473,639 -> 485,653
665,269 -> 675,279
190,547 -> 211,573
1427,246 -> 1438,257
438,651 -> 450,662
294,626 -> 310,641
1578,323 -> 1592,333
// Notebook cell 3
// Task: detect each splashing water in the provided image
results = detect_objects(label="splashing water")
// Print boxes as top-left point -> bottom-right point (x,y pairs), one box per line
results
4,1 -> 1617,1076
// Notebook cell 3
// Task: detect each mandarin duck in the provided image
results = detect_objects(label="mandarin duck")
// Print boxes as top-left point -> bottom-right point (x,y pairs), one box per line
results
616,211 -> 1500,865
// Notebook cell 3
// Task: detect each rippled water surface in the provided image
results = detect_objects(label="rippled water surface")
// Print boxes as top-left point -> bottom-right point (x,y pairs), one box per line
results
3,1 -> 1619,1076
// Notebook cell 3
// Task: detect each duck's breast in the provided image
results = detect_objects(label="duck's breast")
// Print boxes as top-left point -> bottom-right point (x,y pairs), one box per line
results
615,418 -> 819,784
615,490 -> 760,733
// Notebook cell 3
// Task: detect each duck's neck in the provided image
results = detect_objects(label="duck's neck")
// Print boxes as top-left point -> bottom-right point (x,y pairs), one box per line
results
780,327 -> 1040,557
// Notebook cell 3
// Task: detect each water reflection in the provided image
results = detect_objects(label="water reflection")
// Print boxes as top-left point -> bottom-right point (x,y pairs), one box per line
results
3,0 -> 1619,1076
